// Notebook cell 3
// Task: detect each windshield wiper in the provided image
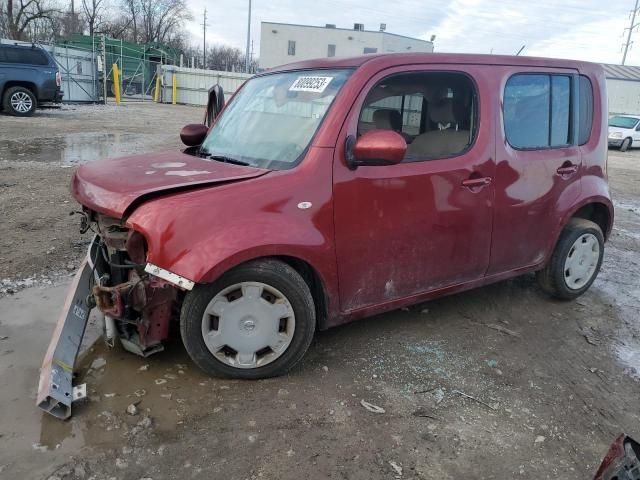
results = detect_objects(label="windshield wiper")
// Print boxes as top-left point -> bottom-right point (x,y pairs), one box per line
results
199,151 -> 250,166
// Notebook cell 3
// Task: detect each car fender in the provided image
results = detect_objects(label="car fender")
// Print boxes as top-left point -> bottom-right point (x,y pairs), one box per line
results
543,175 -> 613,265
125,148 -> 340,318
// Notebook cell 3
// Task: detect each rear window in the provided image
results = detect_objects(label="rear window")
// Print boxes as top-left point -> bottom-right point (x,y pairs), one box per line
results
577,75 -> 593,145
0,47 -> 50,65
503,74 -> 572,149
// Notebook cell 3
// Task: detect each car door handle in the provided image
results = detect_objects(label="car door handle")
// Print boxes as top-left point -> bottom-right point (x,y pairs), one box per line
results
461,177 -> 492,189
556,164 -> 578,175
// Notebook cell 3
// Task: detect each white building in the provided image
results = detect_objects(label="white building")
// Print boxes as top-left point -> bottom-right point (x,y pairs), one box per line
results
602,64 -> 640,115
259,22 -> 434,70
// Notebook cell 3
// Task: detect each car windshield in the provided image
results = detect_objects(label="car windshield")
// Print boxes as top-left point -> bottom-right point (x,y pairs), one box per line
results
609,116 -> 639,128
200,69 -> 353,170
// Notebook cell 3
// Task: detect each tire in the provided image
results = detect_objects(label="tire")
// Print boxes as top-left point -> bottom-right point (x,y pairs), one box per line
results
2,86 -> 36,116
180,259 -> 316,379
536,218 -> 604,300
620,137 -> 631,152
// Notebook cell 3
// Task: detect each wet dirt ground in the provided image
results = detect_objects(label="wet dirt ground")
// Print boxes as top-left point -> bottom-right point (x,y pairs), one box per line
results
0,104 -> 639,479
0,103 -> 198,287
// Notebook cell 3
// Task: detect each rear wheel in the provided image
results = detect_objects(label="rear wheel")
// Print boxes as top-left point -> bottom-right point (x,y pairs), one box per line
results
2,86 -> 36,116
620,137 -> 632,152
536,218 -> 604,300
180,259 -> 316,379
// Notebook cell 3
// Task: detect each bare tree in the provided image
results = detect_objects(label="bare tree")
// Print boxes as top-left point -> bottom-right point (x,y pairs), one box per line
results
2,0 -> 59,40
46,8 -> 85,40
81,0 -> 106,35
199,44 -> 258,73
120,0 -> 138,42
138,0 -> 191,44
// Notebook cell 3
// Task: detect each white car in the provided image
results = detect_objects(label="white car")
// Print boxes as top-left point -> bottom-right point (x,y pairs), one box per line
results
608,115 -> 640,151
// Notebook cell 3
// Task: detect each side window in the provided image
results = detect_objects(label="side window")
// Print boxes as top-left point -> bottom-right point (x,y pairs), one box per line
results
358,71 -> 478,161
26,49 -> 49,65
2,48 -> 25,63
577,75 -> 593,145
363,47 -> 378,54
551,76 -> 570,146
327,44 -> 336,57
503,73 -> 573,149
504,75 -> 550,149
360,95 -> 424,136
287,41 -> 296,56
0,47 -> 48,65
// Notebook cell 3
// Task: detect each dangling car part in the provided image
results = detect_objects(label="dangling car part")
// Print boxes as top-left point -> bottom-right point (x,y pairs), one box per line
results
36,238 -> 104,419
593,434 -> 640,480
37,214 -> 188,419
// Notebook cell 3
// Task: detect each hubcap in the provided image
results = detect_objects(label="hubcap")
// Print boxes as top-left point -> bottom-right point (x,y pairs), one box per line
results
564,233 -> 600,290
10,92 -> 33,113
201,282 -> 295,369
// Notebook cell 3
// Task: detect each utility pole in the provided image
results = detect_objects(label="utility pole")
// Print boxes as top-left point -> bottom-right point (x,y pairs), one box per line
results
245,0 -> 252,73
250,39 -> 254,73
70,0 -> 75,32
623,0 -> 640,65
202,8 -> 208,68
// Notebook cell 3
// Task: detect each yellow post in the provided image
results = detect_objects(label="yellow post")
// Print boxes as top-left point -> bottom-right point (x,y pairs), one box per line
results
112,64 -> 121,105
153,74 -> 161,103
172,73 -> 177,105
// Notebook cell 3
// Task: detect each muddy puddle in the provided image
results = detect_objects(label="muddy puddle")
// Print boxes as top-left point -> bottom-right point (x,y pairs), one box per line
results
0,283 -> 234,477
0,132 -> 167,165
593,244 -> 640,381
26,336 -> 240,451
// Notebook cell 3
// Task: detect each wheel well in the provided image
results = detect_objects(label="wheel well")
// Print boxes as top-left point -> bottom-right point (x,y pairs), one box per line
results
571,203 -> 610,239
274,256 -> 329,331
2,81 -> 37,99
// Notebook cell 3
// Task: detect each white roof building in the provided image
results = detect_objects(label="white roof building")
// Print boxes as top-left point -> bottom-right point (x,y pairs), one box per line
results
602,63 -> 640,115
259,22 -> 434,70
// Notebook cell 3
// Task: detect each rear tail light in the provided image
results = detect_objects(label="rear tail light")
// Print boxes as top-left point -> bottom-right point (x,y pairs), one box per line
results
55,71 -> 61,87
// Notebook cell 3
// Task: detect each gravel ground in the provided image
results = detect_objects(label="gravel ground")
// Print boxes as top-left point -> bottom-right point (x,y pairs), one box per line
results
0,104 -> 639,480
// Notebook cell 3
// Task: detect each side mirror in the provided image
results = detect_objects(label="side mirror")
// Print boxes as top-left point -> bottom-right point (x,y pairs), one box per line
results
180,123 -> 209,147
204,84 -> 225,127
345,130 -> 406,170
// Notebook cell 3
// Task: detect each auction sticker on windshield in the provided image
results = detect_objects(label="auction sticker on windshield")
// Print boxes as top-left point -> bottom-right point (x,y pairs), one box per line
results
289,76 -> 334,93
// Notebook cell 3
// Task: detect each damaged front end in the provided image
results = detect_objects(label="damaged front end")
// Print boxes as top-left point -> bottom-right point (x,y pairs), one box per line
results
37,211 -> 191,419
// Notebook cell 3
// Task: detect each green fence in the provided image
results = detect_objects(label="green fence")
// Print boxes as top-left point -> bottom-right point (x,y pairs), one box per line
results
57,34 -> 182,101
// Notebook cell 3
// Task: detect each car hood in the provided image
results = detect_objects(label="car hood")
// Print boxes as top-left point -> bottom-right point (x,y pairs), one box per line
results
608,126 -> 632,135
71,151 -> 270,218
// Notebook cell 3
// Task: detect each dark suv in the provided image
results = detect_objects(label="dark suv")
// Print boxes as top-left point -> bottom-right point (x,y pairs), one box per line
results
0,43 -> 63,116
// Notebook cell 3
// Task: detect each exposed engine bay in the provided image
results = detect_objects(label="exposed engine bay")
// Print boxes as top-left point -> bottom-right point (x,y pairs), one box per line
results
85,210 -> 181,357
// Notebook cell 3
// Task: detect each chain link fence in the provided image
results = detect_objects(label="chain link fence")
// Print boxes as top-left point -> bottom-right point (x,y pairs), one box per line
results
2,35 -> 252,106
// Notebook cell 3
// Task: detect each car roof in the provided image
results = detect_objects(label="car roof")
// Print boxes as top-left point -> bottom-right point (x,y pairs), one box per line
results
266,52 -> 600,74
0,43 -> 44,49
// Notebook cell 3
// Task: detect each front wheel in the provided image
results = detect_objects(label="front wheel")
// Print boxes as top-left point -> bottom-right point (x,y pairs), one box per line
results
620,137 -> 632,152
536,218 -> 604,300
180,259 -> 316,379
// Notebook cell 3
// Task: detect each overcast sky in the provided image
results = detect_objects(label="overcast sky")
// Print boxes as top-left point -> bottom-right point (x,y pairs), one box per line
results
183,0 -> 639,65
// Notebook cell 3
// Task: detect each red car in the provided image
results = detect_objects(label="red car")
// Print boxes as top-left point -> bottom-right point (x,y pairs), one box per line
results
38,53 -> 613,417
